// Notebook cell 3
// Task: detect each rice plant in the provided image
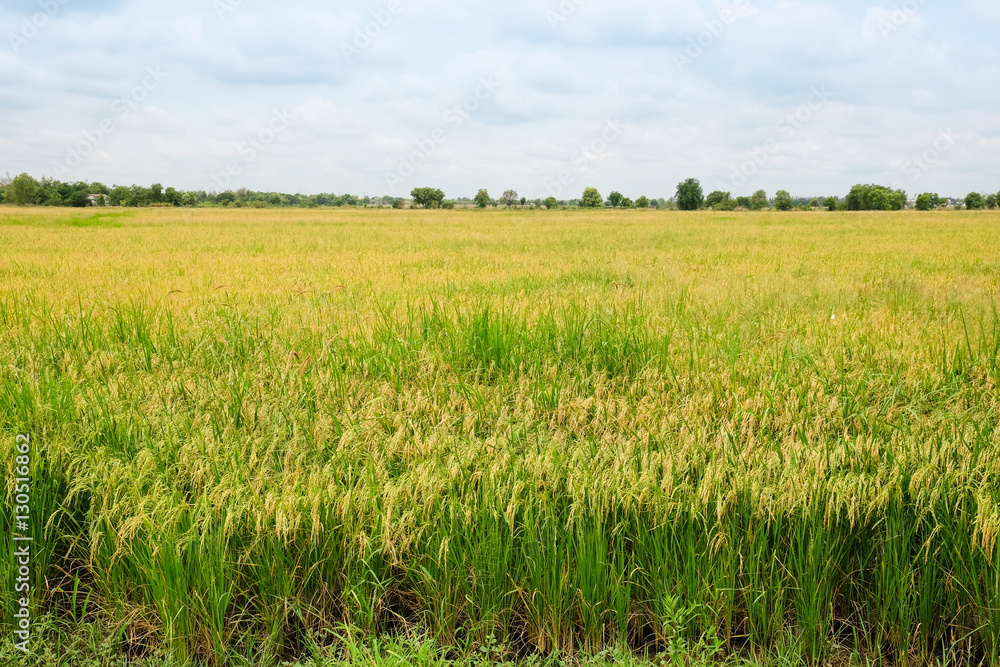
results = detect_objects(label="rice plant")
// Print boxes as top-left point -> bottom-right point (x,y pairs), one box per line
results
2,206 -> 999,665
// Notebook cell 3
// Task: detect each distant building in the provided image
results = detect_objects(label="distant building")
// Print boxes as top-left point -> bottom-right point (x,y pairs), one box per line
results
87,194 -> 109,205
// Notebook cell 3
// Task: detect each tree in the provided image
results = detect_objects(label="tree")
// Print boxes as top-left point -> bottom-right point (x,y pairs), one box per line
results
391,198 -> 404,209
124,185 -> 150,207
68,190 -> 91,208
844,184 -> 906,211
774,190 -> 793,211
750,190 -> 768,211
735,196 -> 752,209
608,191 -> 625,208
474,189 -> 490,208
410,187 -> 445,208
966,192 -> 985,210
500,189 -> 518,207
149,183 -> 163,204
9,173 -> 37,205
544,196 -> 558,209
824,196 -> 837,212
621,197 -> 633,208
675,178 -> 704,211
635,196 -> 649,209
520,197 -> 527,208
808,198 -> 820,208
164,187 -> 183,206
986,194 -> 997,209
705,191 -> 730,209
915,193 -> 933,211
581,187 -> 603,208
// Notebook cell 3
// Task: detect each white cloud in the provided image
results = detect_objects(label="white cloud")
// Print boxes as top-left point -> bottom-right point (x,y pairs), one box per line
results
862,5 -> 927,42
0,0 -> 996,197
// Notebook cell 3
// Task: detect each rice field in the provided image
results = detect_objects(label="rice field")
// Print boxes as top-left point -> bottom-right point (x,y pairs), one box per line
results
2,206 -> 999,666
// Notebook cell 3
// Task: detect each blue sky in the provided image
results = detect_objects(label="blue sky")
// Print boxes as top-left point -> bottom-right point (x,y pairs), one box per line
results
1,0 -> 998,199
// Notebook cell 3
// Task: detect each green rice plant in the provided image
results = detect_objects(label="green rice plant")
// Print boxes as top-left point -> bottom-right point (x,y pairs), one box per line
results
188,525 -> 236,666
517,502 -> 574,653
460,479 -> 518,646
737,514 -> 787,653
340,521 -> 393,635
788,508 -> 847,665
574,513 -> 612,653
410,503 -> 467,643
245,536 -> 304,663
608,518 -> 635,650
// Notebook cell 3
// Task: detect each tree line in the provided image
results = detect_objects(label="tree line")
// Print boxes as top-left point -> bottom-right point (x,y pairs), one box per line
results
0,173 -> 404,209
2,173 -> 997,211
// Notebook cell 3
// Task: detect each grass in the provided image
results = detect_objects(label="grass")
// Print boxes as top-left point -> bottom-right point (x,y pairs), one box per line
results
1,206 -> 999,666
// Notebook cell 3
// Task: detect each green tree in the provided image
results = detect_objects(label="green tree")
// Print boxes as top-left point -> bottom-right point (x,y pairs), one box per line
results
966,192 -> 985,210
474,189 -> 490,208
149,183 -> 163,204
68,190 -> 91,208
581,187 -> 603,208
845,184 -> 906,211
915,193 -> 933,211
986,194 -> 998,209
124,185 -> 150,207
500,189 -> 519,207
635,196 -> 649,208
608,191 -> 625,208
735,196 -> 752,209
164,187 -> 183,206
543,196 -> 558,209
824,196 -> 837,211
705,190 -> 730,209
774,190 -> 793,211
675,178 -> 704,211
9,173 -> 37,205
108,185 -> 128,206
410,187 -> 445,208
750,189 -> 768,211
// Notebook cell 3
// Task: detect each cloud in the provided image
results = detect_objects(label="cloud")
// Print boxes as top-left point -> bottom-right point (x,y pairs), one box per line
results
862,5 -> 928,41
0,0 -> 996,197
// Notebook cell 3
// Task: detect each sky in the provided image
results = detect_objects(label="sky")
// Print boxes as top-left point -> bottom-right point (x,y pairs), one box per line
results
1,0 -> 998,200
